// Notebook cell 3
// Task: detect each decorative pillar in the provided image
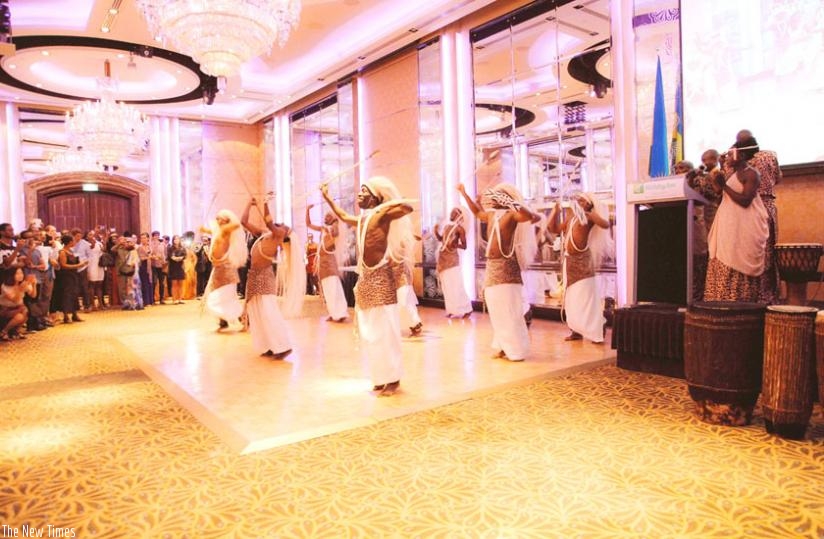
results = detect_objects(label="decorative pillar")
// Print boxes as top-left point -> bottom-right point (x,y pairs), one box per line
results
441,25 -> 478,298
611,0 -> 640,306
149,116 -> 183,234
0,102 -> 24,225
272,112 -> 292,225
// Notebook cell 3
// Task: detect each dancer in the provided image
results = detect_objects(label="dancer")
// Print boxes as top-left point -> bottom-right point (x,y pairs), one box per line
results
321,176 -> 414,396
200,209 -> 248,330
306,203 -> 349,322
433,207 -> 472,318
241,198 -> 305,359
458,182 -> 539,361
547,193 -> 612,343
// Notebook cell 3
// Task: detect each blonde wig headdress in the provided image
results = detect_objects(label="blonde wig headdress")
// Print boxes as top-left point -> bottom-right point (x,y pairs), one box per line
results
211,209 -> 248,269
572,192 -> 614,266
488,183 -> 537,271
361,176 -> 416,266
275,230 -> 306,318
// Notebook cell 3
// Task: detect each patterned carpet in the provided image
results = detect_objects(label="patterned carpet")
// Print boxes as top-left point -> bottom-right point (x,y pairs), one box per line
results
1,308 -> 823,537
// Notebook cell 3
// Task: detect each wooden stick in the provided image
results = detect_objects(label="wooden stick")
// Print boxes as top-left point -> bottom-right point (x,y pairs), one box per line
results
319,149 -> 380,189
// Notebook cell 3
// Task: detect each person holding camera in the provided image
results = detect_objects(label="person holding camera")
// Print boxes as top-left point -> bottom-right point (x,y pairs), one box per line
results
57,234 -> 88,323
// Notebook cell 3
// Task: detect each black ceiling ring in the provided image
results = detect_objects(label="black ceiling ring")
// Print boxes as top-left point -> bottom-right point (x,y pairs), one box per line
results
475,102 -> 536,136
0,35 -> 215,104
567,39 -> 611,89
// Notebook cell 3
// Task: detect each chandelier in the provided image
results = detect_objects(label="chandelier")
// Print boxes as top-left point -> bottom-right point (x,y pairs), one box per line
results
138,0 -> 301,79
48,149 -> 103,175
65,60 -> 149,168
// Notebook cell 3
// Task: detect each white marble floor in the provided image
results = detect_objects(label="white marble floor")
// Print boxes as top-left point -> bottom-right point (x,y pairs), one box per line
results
117,298 -> 615,454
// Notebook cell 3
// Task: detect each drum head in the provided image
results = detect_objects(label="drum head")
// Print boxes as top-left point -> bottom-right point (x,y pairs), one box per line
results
767,305 -> 819,314
691,301 -> 766,313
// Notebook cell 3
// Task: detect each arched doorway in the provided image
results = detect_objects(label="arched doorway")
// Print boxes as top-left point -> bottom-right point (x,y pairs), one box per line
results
24,172 -> 150,234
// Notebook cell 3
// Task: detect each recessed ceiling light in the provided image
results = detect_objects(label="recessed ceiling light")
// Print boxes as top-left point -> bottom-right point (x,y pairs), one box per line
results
109,8 -> 118,14
101,26 -> 110,33
8,64 -> 15,69
41,50 -> 50,56
154,36 -> 162,42
117,53 -> 125,59
176,69 -> 182,74
35,83 -> 42,88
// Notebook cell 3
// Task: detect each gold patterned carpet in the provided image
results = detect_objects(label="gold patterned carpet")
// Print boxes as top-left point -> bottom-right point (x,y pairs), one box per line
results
1,307 -> 824,537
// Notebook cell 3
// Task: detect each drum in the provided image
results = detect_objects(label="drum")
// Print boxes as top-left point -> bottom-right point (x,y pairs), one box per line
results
684,301 -> 766,426
816,311 -> 824,407
774,243 -> 823,283
762,305 -> 818,440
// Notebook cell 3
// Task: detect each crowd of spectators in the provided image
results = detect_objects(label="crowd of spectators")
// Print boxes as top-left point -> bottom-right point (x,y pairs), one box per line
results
0,220 -> 214,343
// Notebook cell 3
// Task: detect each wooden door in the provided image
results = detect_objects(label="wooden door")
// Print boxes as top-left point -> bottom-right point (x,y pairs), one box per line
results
43,191 -> 135,234
46,193 -> 88,232
88,193 -> 132,234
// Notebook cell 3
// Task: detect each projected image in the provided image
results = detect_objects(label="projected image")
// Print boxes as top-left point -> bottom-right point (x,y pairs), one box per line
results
682,0 -> 824,165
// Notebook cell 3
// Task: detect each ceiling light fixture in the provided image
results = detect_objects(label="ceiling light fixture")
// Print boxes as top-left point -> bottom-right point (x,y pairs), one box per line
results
48,149 -> 103,174
137,0 -> 301,81
66,60 -> 148,167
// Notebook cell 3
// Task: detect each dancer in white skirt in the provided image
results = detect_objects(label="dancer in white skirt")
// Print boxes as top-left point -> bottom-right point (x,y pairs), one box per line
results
547,193 -> 612,343
200,208 -> 248,330
433,207 -> 472,318
458,182 -> 539,361
321,176 -> 415,396
240,198 -> 305,358
306,203 -> 349,322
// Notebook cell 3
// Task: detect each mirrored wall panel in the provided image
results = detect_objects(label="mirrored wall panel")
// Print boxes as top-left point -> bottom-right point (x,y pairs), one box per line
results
289,83 -> 356,264
471,0 -> 616,308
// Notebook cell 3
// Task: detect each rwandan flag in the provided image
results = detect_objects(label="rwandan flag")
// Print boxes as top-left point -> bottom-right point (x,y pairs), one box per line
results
670,74 -> 683,172
648,56 -> 669,177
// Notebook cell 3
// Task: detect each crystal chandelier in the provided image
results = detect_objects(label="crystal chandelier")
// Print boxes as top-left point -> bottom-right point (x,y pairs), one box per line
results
138,0 -> 301,79
65,60 -> 149,168
47,149 -> 103,175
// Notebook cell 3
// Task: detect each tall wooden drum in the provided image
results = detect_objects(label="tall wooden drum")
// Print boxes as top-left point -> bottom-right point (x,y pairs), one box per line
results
816,311 -> 824,407
684,302 -> 766,426
762,305 -> 818,440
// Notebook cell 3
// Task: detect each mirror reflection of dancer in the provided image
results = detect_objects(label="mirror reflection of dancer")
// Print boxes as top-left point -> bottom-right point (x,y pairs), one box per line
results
433,207 -> 472,318
306,203 -> 348,322
321,177 -> 414,397
200,209 -> 248,330
458,182 -> 539,361
547,193 -> 611,343
241,198 -> 305,359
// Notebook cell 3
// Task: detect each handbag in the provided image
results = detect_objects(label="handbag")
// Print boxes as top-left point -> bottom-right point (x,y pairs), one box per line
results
98,252 -> 115,267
